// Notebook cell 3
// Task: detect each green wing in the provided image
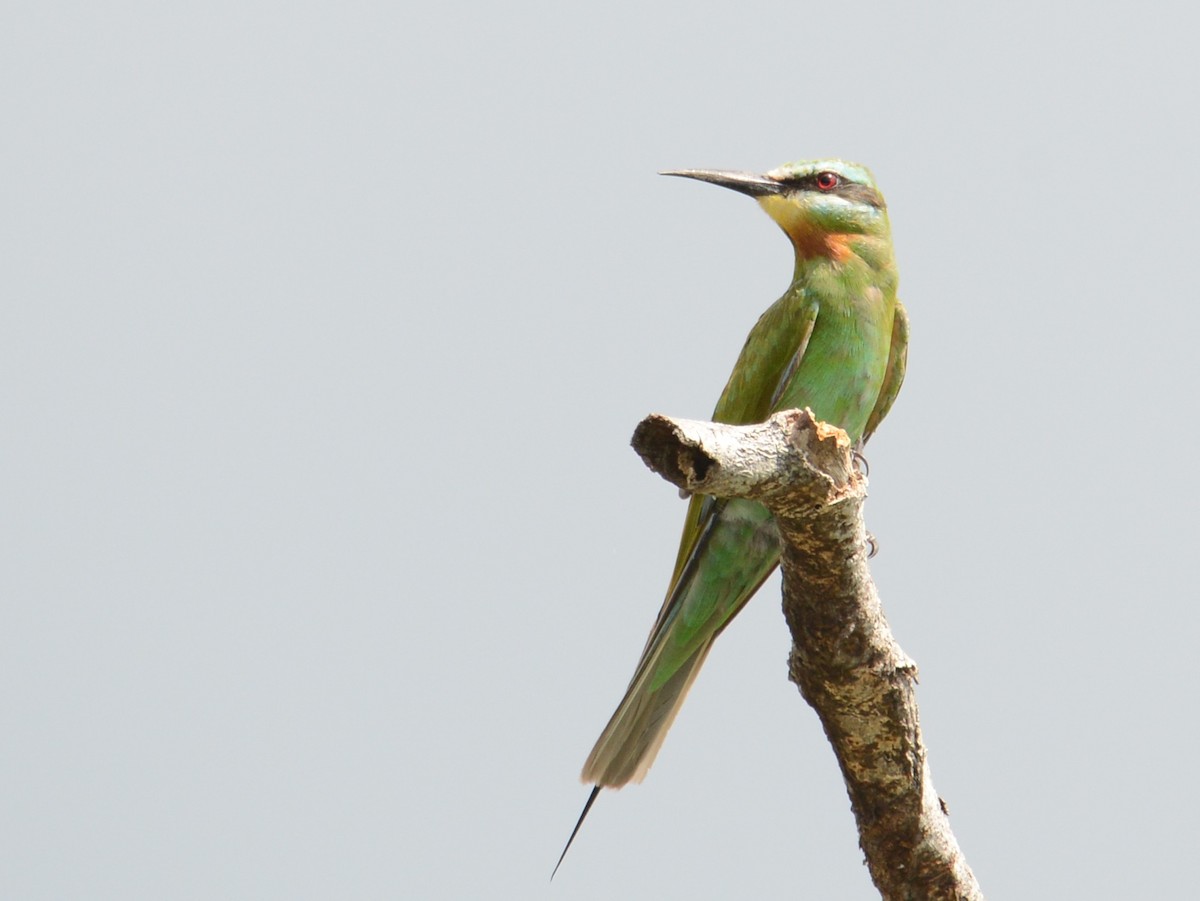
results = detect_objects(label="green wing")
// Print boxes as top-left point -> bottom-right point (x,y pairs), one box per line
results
667,292 -> 819,584
861,300 -> 908,446
582,292 -> 818,787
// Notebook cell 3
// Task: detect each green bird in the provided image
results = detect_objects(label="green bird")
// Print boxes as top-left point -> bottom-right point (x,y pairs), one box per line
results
555,159 -> 908,875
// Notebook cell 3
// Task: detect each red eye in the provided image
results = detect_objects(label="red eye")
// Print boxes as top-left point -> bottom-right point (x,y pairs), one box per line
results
816,171 -> 839,191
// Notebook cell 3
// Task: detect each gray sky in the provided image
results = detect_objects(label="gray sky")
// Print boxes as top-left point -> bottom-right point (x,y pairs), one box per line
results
4,2 -> 1198,898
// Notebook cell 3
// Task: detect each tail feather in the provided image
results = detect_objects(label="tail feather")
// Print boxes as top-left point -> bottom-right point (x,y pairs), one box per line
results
551,784 -> 601,880
581,500 -> 778,788
581,641 -> 714,787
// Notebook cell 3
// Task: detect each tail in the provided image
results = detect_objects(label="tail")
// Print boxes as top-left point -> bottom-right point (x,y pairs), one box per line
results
551,785 -> 601,880
581,642 -> 714,787
562,497 -> 777,869
552,646 -> 711,878
581,498 -> 777,787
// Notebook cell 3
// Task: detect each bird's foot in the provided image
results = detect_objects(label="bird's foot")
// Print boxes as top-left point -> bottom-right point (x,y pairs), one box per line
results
852,449 -> 870,478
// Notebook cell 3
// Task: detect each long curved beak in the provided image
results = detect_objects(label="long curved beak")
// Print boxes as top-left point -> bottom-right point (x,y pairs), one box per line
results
659,169 -> 784,197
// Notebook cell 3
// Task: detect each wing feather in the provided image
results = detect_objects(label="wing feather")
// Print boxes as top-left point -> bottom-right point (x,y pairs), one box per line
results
860,299 -> 908,446
582,291 -> 819,787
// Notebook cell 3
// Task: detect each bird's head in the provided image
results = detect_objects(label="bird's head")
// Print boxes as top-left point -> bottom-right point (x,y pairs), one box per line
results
661,159 -> 889,261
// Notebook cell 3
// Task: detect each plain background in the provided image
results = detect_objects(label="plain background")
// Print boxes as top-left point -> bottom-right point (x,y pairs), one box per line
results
4,2 -> 1198,898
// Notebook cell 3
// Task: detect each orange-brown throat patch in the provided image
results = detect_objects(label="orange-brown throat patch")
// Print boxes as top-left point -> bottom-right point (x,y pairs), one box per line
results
802,232 -> 854,262
757,195 -> 854,261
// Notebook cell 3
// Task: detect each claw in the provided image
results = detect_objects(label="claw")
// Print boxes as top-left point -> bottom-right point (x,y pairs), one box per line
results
852,449 -> 870,478
865,530 -> 879,558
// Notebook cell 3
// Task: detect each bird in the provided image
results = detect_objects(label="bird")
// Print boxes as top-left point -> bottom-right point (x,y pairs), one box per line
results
554,159 -> 908,877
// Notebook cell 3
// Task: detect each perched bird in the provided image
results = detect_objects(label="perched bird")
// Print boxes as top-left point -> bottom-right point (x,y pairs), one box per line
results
554,159 -> 908,876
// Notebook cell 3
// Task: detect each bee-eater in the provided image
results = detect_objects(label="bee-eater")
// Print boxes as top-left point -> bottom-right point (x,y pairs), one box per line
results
555,159 -> 908,875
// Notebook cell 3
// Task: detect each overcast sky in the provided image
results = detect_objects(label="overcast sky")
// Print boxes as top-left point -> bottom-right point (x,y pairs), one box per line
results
4,2 -> 1198,898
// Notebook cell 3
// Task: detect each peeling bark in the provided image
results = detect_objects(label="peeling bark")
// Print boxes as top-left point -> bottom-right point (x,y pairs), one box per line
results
631,409 -> 984,901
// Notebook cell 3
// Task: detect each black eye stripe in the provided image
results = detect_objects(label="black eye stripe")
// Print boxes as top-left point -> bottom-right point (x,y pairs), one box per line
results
777,174 -> 884,209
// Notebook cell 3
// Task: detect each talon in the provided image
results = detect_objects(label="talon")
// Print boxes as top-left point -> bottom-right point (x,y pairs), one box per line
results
852,449 -> 870,477
865,531 -> 879,558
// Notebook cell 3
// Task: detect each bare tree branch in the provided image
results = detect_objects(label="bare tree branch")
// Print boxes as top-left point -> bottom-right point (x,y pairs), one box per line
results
631,408 -> 984,901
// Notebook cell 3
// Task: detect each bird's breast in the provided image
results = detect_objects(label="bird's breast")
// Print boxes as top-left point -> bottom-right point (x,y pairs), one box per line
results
777,288 -> 894,444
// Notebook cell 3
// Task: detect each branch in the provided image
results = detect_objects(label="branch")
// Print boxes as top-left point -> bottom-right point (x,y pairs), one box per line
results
631,409 -> 984,901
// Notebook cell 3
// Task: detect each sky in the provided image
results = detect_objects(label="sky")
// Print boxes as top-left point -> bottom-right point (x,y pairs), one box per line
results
4,2 -> 1199,898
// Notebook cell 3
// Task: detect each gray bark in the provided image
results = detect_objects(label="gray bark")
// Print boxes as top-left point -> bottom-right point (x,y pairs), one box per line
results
630,409 -> 984,901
